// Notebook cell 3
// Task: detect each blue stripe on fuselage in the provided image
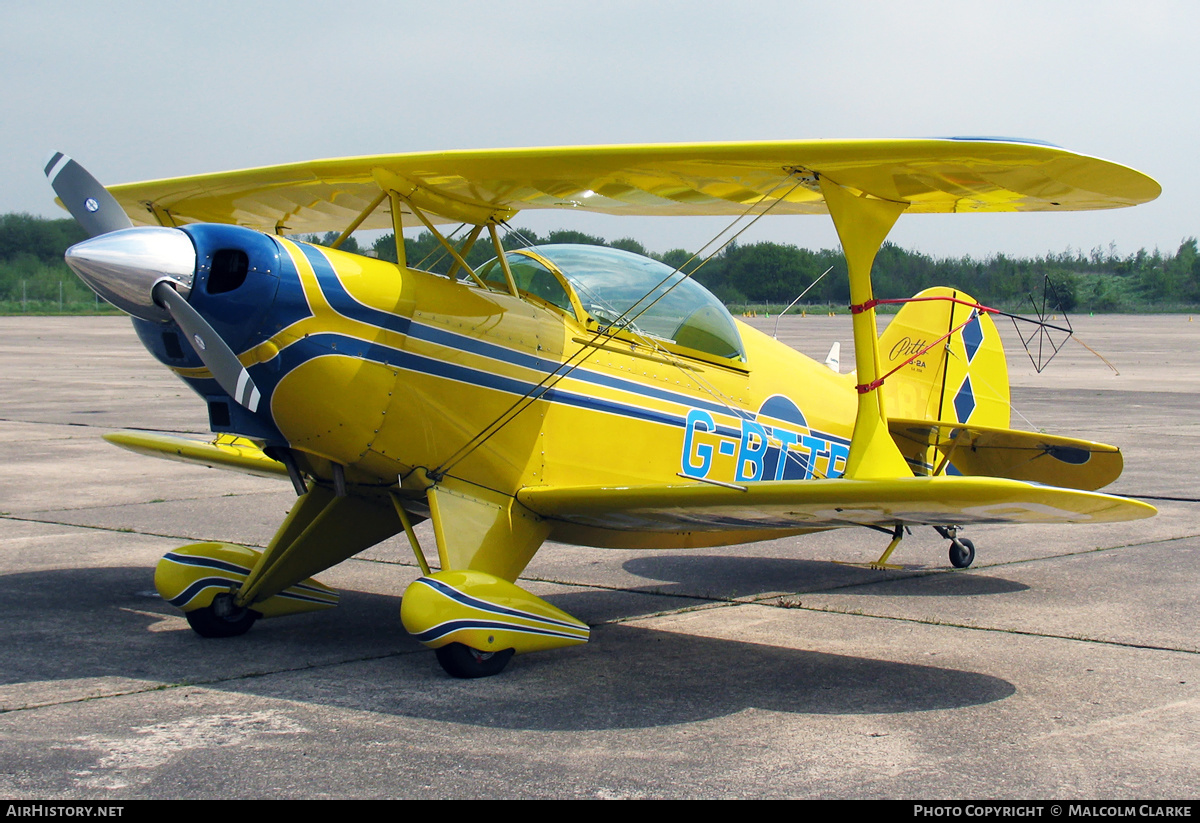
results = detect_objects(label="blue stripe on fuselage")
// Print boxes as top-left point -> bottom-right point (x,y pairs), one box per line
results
272,332 -> 683,430
296,242 -> 412,336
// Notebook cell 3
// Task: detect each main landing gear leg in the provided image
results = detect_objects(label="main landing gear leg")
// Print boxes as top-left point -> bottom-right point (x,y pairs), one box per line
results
935,525 -> 976,569
401,477 -> 589,680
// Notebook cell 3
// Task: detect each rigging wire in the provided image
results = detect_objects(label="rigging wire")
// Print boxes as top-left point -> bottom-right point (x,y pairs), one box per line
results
409,223 -> 470,273
773,266 -> 834,339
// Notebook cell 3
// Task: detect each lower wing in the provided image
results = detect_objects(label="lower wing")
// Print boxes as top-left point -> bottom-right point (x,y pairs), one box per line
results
103,431 -> 288,479
517,475 -> 1154,533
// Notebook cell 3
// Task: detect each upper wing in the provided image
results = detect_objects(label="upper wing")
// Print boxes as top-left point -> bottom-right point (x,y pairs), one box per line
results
98,138 -> 1160,235
517,475 -> 1155,534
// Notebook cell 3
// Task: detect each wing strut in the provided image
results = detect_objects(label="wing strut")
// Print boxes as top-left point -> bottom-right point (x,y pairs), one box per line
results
330,190 -> 387,250
445,224 -> 485,280
388,191 -> 407,268
487,224 -> 520,296
818,176 -> 912,479
399,196 -> 491,289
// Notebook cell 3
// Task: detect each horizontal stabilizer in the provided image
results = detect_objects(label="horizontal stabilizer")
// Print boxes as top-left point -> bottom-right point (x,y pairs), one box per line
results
104,431 -> 287,479
518,475 -> 1154,533
889,419 -> 1123,491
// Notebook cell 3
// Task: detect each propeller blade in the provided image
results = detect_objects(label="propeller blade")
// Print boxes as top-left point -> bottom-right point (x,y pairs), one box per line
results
46,156 -> 262,415
152,281 -> 262,413
44,152 -> 134,238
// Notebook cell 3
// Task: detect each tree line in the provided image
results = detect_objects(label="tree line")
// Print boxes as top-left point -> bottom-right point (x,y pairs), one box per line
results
4,212 -> 1199,314
303,226 -> 1200,312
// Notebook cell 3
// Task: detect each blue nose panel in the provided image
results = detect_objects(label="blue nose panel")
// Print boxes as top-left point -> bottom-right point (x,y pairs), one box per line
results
182,224 -> 281,352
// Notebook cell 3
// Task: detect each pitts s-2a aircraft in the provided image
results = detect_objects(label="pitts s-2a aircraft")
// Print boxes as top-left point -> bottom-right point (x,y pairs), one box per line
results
47,139 -> 1159,677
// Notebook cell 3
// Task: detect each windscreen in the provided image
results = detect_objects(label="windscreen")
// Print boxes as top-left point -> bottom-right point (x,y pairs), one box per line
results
525,245 -> 745,361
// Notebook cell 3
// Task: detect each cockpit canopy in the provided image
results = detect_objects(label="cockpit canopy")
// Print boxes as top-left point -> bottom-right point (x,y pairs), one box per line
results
475,244 -> 745,362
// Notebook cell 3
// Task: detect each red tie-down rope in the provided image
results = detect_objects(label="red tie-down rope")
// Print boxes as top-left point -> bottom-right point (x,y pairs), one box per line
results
849,296 -> 998,395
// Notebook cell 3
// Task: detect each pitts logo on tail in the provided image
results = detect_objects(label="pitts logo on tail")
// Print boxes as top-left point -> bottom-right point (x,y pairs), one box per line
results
888,336 -> 931,369
681,396 -> 850,483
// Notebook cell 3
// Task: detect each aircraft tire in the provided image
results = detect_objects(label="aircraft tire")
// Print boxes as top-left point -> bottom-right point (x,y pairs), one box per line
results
949,537 -> 976,569
185,594 -> 259,638
435,643 -> 515,679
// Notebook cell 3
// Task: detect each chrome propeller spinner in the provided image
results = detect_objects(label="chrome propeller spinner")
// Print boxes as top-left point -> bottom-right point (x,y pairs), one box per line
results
46,152 -> 262,412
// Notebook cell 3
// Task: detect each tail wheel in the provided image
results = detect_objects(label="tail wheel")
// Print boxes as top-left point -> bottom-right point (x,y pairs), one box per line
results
185,593 -> 259,638
435,643 -> 515,679
949,537 -> 976,569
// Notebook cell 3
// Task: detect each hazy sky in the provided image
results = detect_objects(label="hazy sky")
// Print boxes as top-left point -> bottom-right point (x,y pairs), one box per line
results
3,1 -> 1195,259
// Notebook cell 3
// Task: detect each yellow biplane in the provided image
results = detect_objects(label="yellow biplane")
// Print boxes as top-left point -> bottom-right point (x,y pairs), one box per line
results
46,139 -> 1160,677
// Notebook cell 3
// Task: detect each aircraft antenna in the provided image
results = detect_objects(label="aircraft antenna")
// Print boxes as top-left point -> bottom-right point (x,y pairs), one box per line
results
1007,275 -> 1077,374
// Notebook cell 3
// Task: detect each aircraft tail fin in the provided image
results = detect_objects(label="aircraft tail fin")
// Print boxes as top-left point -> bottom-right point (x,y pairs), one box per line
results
879,287 -> 1012,478
824,341 -> 840,372
878,286 -> 1010,430
878,288 -> 1124,490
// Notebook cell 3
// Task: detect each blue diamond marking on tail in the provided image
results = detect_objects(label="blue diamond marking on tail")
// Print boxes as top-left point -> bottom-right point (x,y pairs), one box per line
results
954,375 -> 976,423
963,311 -> 984,363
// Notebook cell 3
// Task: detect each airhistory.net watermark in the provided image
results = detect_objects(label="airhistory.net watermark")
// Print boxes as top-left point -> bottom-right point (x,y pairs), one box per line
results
5,807 -> 123,818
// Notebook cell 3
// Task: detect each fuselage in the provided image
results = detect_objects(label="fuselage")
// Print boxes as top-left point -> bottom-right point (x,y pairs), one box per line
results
132,226 -> 859,547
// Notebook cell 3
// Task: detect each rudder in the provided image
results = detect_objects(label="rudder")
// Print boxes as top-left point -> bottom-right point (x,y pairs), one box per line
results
878,286 -> 1009,429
